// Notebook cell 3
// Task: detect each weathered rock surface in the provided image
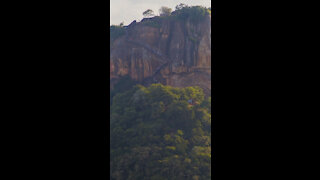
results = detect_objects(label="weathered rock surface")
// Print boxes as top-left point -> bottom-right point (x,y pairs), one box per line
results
110,15 -> 211,95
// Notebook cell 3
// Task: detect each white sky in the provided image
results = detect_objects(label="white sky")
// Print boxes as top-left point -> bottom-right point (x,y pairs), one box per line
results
110,0 -> 211,25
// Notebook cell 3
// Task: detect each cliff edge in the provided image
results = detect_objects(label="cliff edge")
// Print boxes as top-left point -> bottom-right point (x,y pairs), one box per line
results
110,13 -> 211,95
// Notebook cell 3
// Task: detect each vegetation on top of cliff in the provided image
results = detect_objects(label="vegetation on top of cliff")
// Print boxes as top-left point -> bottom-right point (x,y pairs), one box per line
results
143,9 -> 155,18
110,24 -> 126,42
173,4 -> 210,23
111,84 -> 211,180
159,6 -> 172,17
142,5 -> 211,25
140,5 -> 210,29
110,5 -> 210,41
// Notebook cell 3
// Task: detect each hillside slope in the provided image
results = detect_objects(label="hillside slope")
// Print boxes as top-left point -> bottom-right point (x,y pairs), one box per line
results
111,84 -> 211,180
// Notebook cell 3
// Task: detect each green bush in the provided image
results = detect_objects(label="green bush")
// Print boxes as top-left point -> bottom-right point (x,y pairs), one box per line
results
110,76 -> 137,105
174,5 -> 210,23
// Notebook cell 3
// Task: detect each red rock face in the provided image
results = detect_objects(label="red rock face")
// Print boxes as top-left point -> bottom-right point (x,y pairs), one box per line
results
110,15 -> 211,95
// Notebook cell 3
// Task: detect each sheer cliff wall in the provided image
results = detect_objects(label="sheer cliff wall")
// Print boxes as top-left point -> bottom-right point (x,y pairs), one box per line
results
110,15 -> 211,95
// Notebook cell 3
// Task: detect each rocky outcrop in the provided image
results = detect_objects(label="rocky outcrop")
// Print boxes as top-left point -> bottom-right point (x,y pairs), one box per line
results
110,15 -> 211,95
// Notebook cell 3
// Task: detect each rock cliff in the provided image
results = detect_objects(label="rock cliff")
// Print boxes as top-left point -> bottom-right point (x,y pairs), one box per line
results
110,14 -> 211,95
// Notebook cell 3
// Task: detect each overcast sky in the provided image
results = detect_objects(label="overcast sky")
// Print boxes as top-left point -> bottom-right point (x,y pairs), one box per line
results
111,0 -> 211,25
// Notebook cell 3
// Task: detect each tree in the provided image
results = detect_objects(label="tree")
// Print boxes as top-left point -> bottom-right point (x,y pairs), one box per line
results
175,3 -> 187,10
143,9 -> 154,18
159,6 -> 172,16
173,5 -> 209,22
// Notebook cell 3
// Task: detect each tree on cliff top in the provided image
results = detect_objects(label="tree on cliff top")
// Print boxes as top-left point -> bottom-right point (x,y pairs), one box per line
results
159,6 -> 172,16
174,5 -> 210,22
175,3 -> 188,10
143,9 -> 155,18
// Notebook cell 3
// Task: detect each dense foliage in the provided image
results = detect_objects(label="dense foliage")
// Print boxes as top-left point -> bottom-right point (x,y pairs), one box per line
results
110,76 -> 137,105
110,84 -> 211,180
159,6 -> 172,17
173,5 -> 210,23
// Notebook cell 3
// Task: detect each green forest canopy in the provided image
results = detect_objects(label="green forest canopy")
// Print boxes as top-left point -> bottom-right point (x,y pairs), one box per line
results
110,84 -> 211,180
